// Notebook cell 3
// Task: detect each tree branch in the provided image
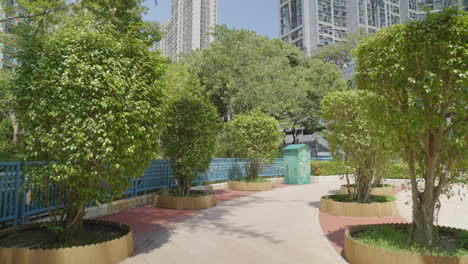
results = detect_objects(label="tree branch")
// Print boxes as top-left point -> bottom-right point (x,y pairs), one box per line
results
0,0 -> 82,23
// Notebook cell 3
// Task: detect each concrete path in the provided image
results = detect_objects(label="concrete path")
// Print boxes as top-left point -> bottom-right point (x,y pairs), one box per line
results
396,183 -> 468,229
122,183 -> 347,264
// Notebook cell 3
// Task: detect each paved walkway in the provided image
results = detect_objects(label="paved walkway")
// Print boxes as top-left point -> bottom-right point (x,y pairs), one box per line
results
122,183 -> 346,264
113,180 -> 467,264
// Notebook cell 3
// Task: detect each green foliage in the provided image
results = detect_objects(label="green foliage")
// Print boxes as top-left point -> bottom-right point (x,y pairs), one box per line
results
164,63 -> 205,100
386,163 -> 411,179
14,15 -> 168,239
183,25 -> 346,135
311,161 -> 412,179
214,123 -> 237,158
312,28 -> 368,68
354,8 -> 467,249
230,112 -> 283,180
321,90 -> 396,203
457,231 -> 468,250
162,96 -> 220,197
311,161 -> 352,176
354,225 -> 468,257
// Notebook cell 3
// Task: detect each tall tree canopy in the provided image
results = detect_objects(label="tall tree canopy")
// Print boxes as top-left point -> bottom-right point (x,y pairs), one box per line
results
355,7 -> 467,250
184,25 -> 347,137
312,28 -> 368,69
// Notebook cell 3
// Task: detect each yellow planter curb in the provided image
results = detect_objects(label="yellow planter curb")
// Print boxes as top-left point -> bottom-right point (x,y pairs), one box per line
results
153,192 -> 217,210
340,185 -> 395,196
345,224 -> 468,264
0,220 -> 133,264
228,181 -> 272,191
319,196 -> 398,217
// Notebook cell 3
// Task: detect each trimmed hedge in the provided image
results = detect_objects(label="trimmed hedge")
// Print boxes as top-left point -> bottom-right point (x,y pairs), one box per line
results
311,161 -> 411,179
311,161 -> 352,176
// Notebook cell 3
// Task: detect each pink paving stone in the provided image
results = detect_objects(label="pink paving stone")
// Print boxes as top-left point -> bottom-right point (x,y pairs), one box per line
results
319,186 -> 408,257
319,212 -> 407,257
101,183 -> 287,246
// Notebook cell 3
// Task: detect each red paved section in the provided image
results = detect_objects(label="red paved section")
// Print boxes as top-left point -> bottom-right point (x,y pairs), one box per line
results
319,213 -> 407,256
101,184 -> 286,247
319,185 -> 407,257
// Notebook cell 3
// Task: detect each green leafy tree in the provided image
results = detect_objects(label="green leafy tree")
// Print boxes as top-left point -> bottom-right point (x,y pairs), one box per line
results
312,28 -> 368,68
14,15 -> 168,240
0,70 -> 19,160
354,8 -> 467,249
230,112 -> 283,181
321,90 -> 396,203
184,25 -> 346,136
162,96 -> 220,196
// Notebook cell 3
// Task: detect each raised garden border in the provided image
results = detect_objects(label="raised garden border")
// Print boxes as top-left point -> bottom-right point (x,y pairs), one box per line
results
153,192 -> 217,210
319,195 -> 398,217
0,219 -> 133,264
344,223 -> 468,264
228,181 -> 272,191
340,185 -> 394,196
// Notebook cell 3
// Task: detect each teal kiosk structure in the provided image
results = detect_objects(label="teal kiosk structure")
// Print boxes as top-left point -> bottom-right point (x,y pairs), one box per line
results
283,144 -> 311,185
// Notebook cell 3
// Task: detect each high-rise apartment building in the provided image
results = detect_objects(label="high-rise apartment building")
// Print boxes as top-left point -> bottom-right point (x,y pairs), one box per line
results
280,0 -> 465,56
158,0 -> 217,59
0,0 -> 24,70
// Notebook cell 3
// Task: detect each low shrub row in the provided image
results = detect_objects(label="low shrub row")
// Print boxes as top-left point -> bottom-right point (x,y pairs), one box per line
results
311,161 -> 411,179
311,161 -> 351,176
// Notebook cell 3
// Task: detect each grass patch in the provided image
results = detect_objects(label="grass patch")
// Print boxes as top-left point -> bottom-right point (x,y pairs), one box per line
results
353,225 -> 468,257
324,194 -> 396,203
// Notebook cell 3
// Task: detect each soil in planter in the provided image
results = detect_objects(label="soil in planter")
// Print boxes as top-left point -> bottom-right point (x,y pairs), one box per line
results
346,184 -> 393,188
235,178 -> 271,183
159,189 -> 214,198
0,221 -> 127,250
324,194 -> 396,203
353,225 -> 468,257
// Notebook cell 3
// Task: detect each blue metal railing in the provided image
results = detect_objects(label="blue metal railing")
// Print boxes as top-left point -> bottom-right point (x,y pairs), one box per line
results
0,158 -> 285,226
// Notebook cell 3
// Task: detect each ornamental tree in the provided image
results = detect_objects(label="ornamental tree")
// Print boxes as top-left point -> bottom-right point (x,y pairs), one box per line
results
184,25 -> 346,131
230,112 -> 283,181
321,90 -> 396,203
162,96 -> 220,197
354,8 -> 467,249
14,15 -> 168,240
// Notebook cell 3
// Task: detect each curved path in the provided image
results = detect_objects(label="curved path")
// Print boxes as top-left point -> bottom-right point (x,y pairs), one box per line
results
120,180 -> 468,264
122,183 -> 346,264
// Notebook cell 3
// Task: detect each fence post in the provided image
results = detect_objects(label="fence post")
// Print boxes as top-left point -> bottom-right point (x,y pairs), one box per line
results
16,162 -> 24,226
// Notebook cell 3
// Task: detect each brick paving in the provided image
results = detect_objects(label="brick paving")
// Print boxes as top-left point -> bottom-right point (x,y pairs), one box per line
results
319,184 -> 407,256
101,183 -> 287,247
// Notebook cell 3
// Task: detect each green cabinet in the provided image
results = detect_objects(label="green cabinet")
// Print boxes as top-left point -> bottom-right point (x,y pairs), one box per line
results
283,144 -> 311,185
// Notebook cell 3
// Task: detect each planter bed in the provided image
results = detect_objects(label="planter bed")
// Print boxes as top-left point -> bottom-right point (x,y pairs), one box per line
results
0,219 -> 133,264
228,180 -> 272,191
345,224 -> 468,264
319,195 -> 398,217
153,190 -> 217,210
340,184 -> 395,196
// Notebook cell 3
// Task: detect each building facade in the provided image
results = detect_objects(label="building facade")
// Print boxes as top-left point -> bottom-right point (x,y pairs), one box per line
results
158,0 -> 217,59
0,0 -> 24,70
279,0 -> 466,56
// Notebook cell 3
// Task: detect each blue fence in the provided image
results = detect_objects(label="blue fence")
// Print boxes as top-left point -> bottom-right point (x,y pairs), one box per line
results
0,158 -> 285,226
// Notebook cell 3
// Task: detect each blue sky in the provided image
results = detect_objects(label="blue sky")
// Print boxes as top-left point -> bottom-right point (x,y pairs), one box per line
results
142,0 -> 279,39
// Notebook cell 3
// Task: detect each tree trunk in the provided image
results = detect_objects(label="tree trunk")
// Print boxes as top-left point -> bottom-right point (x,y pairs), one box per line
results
249,160 -> 260,181
355,168 -> 371,203
9,111 -> 18,144
411,195 -> 436,250
292,127 -> 299,144
63,206 -> 85,241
